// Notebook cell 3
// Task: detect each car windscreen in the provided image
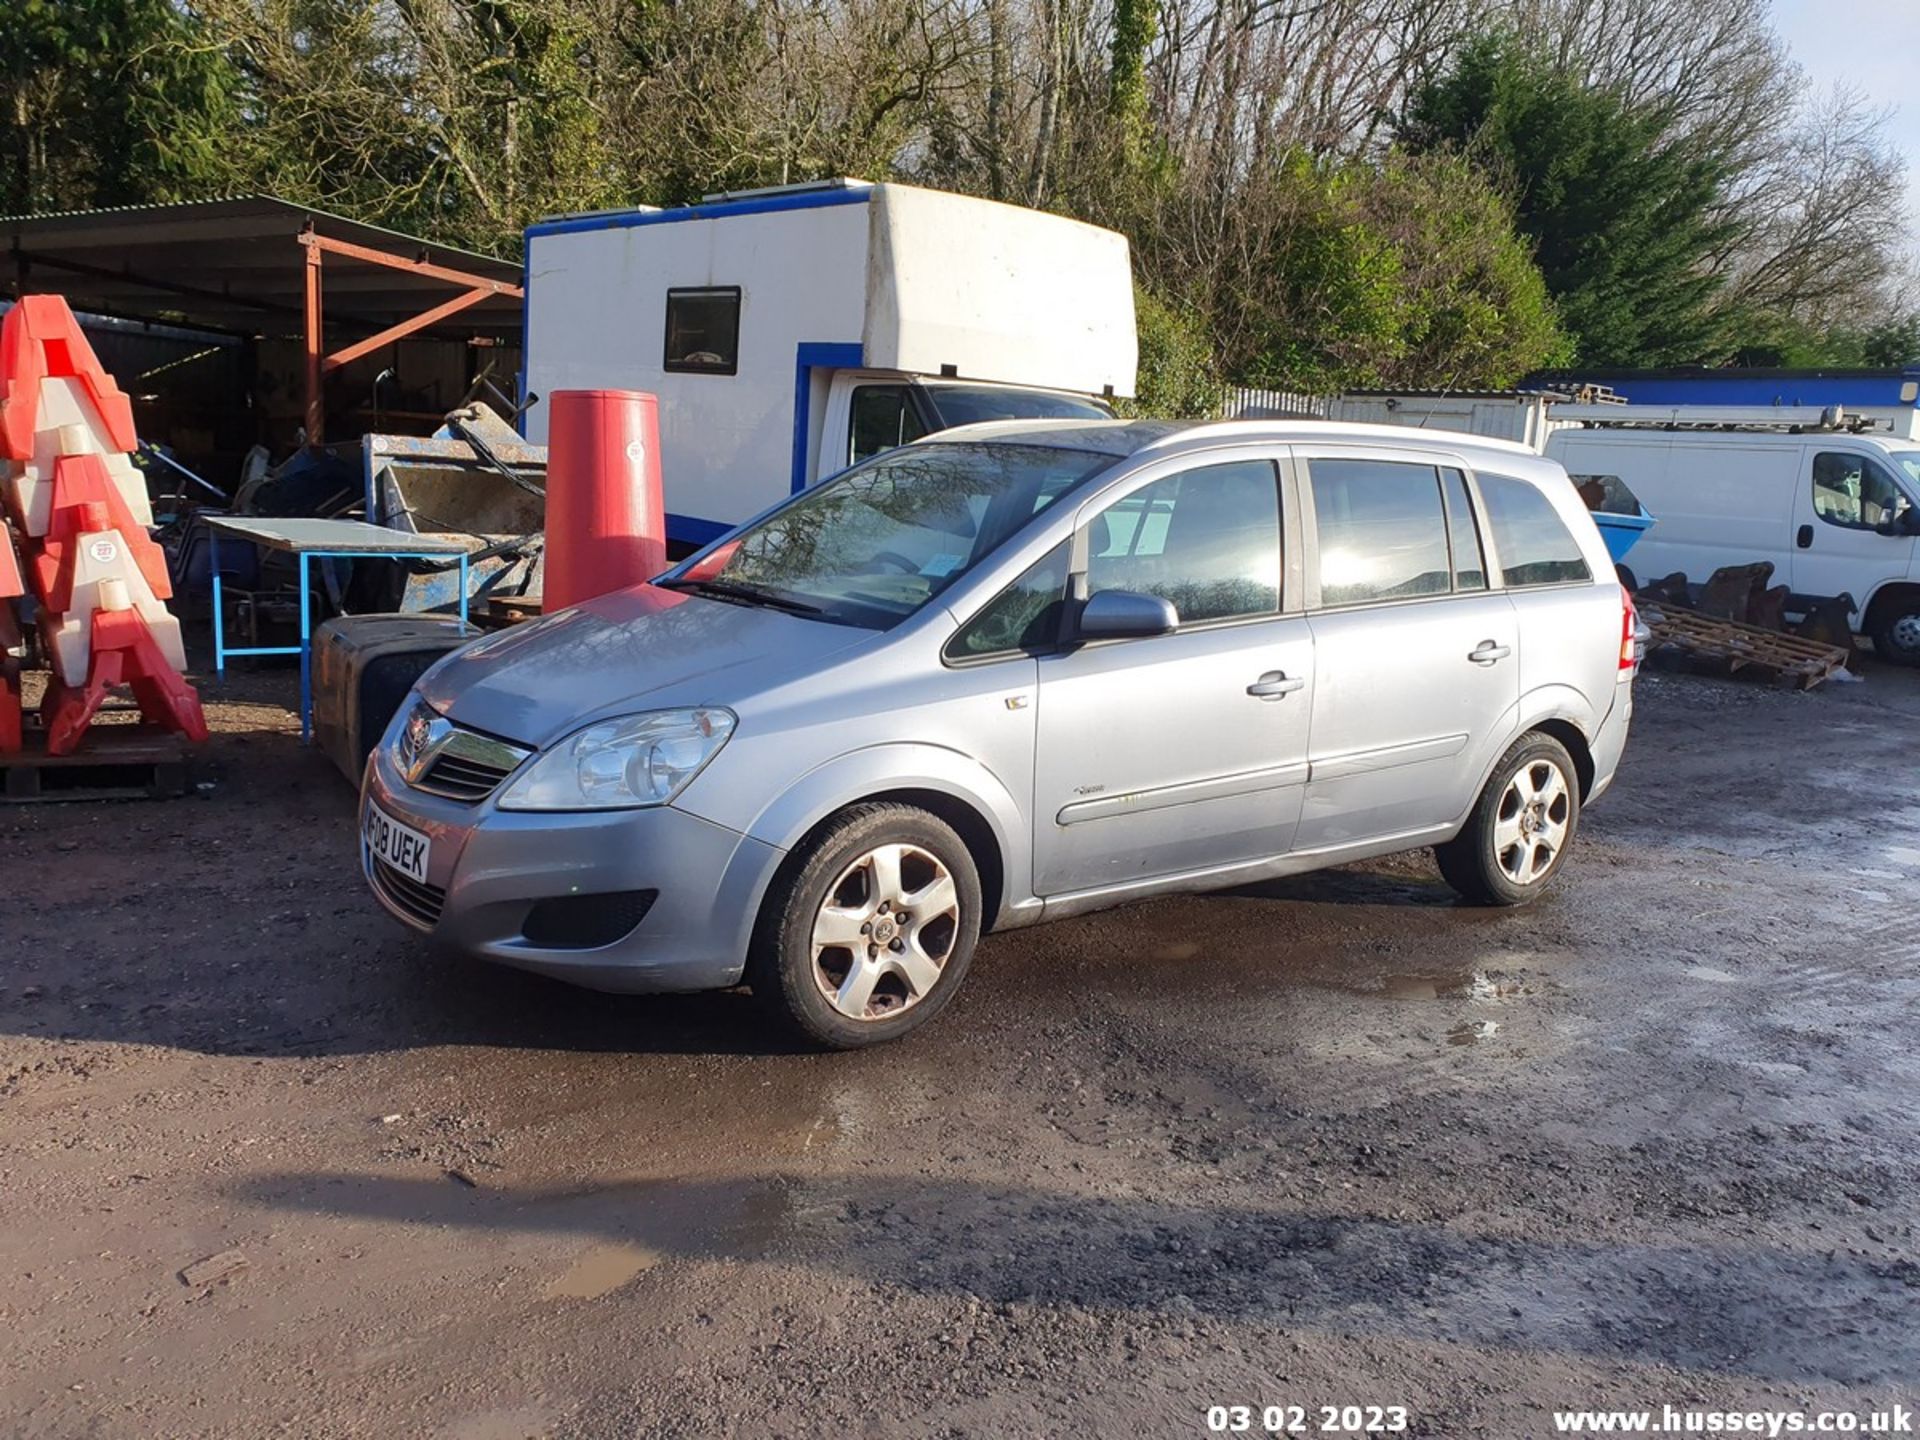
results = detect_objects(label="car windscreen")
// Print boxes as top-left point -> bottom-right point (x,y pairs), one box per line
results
1893,451 -> 1920,491
670,443 -> 1116,628
922,385 -> 1114,427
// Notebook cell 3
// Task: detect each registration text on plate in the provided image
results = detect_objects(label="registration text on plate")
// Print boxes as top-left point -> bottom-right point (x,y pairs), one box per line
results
365,802 -> 431,884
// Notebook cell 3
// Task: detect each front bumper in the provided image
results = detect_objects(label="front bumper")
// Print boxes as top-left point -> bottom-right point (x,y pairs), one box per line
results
360,742 -> 783,993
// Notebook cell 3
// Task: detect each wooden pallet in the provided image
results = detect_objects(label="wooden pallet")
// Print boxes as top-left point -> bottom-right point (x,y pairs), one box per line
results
1639,600 -> 1851,689
1,729 -> 193,802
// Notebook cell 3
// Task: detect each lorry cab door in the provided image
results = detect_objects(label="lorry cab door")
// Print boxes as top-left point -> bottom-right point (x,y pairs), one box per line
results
1789,446 -> 1919,608
814,372 -> 930,484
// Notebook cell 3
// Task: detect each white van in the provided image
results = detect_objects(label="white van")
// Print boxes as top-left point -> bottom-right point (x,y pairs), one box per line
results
520,178 -> 1137,550
1546,412 -> 1920,662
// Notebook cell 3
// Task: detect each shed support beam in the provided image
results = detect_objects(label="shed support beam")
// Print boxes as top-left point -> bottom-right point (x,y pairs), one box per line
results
297,227 -> 524,447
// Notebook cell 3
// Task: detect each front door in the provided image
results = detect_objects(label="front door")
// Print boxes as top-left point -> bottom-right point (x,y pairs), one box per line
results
1032,455 -> 1314,896
1790,447 -> 1919,605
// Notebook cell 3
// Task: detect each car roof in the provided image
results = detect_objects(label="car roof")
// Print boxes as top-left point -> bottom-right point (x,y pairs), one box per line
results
924,417 -> 1546,467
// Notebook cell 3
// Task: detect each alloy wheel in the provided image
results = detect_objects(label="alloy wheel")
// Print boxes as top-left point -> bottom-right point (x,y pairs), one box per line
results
810,843 -> 961,1020
1493,758 -> 1572,886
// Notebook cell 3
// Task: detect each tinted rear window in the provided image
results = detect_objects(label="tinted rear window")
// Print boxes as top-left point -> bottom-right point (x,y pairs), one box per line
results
1479,474 -> 1592,588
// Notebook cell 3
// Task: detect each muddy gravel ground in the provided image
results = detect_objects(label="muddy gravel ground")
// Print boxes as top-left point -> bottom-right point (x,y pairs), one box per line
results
3,658 -> 1918,1439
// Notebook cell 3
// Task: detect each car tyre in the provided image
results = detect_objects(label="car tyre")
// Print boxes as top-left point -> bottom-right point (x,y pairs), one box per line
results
1434,732 -> 1582,907
748,802 -> 983,1049
1868,602 -> 1920,667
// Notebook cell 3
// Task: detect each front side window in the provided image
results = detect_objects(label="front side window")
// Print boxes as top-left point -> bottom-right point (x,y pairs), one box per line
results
946,543 -> 1070,660
665,443 -> 1112,628
1086,460 -> 1281,624
1478,473 -> 1593,587
849,385 -> 928,465
1308,458 -> 1452,606
1812,452 -> 1912,531
663,287 -> 741,374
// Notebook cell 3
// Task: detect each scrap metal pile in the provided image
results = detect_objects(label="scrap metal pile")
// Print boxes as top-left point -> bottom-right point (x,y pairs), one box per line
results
0,296 -> 208,755
1632,561 -> 1853,690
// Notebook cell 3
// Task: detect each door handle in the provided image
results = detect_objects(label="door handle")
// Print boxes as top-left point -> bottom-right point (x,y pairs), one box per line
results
1247,670 -> 1306,699
1797,524 -> 1814,549
1468,640 -> 1512,665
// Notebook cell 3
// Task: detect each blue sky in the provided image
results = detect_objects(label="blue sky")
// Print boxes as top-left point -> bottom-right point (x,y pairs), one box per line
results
1770,0 -> 1919,232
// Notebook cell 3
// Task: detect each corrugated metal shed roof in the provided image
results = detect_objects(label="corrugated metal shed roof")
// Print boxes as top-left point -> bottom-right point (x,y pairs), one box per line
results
1,194 -> 522,339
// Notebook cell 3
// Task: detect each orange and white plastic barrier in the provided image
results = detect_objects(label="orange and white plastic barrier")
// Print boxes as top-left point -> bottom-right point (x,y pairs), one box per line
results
0,295 -> 206,754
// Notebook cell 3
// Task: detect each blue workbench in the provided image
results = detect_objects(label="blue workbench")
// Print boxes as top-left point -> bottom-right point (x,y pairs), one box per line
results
206,517 -> 471,743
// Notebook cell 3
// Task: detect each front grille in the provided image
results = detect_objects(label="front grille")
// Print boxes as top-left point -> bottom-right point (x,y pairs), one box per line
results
368,854 -> 447,929
394,702 -> 530,804
418,752 -> 516,801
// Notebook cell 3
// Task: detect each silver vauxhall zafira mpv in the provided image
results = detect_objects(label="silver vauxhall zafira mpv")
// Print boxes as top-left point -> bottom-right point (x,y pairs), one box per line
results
361,419 -> 1637,1047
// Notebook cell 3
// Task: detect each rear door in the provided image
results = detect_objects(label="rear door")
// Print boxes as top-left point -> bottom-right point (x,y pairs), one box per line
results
1789,445 -> 1919,606
1031,451 -> 1314,896
1294,449 -> 1520,851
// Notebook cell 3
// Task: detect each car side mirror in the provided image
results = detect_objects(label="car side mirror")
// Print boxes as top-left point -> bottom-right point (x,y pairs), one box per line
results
1077,589 -> 1179,640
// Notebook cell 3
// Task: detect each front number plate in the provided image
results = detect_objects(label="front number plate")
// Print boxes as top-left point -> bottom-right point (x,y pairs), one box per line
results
364,801 -> 431,885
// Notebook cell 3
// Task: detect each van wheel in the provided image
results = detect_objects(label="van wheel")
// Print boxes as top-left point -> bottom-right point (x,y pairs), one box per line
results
748,803 -> 982,1049
1435,733 -> 1581,907
1868,602 -> 1920,667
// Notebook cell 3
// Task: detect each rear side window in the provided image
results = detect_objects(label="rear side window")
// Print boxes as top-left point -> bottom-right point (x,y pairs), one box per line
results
664,287 -> 740,375
1308,459 -> 1452,606
1087,460 -> 1281,624
1479,474 -> 1593,587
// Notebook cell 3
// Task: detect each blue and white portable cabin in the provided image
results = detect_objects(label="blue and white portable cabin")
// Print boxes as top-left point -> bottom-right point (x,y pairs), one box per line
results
520,179 -> 1139,550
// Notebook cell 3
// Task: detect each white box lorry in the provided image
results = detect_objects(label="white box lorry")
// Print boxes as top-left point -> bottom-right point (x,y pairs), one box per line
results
1545,406 -> 1920,661
521,179 -> 1137,548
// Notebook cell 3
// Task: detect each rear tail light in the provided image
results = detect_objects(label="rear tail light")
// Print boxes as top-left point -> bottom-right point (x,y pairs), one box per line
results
1619,585 -> 1639,672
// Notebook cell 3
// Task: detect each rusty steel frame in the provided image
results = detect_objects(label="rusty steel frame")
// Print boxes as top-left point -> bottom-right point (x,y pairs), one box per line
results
298,226 -> 524,445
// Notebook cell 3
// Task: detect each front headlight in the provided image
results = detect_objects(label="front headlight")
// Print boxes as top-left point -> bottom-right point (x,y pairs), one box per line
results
496,708 -> 736,811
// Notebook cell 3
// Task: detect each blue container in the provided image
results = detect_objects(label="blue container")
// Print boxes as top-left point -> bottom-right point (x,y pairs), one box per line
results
1594,507 -> 1654,564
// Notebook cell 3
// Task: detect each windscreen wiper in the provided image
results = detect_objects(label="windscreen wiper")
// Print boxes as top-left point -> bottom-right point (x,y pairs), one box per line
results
659,577 -> 825,615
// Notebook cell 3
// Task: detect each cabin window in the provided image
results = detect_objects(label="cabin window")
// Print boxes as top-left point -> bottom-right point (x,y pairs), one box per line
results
663,287 -> 741,375
849,385 -> 928,465
1812,452 -> 1911,532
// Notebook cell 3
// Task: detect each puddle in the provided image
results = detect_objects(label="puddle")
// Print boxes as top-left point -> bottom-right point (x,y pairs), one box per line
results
1882,845 -> 1920,868
544,1241 -> 660,1299
1368,971 -> 1531,1004
1685,965 -> 1740,984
